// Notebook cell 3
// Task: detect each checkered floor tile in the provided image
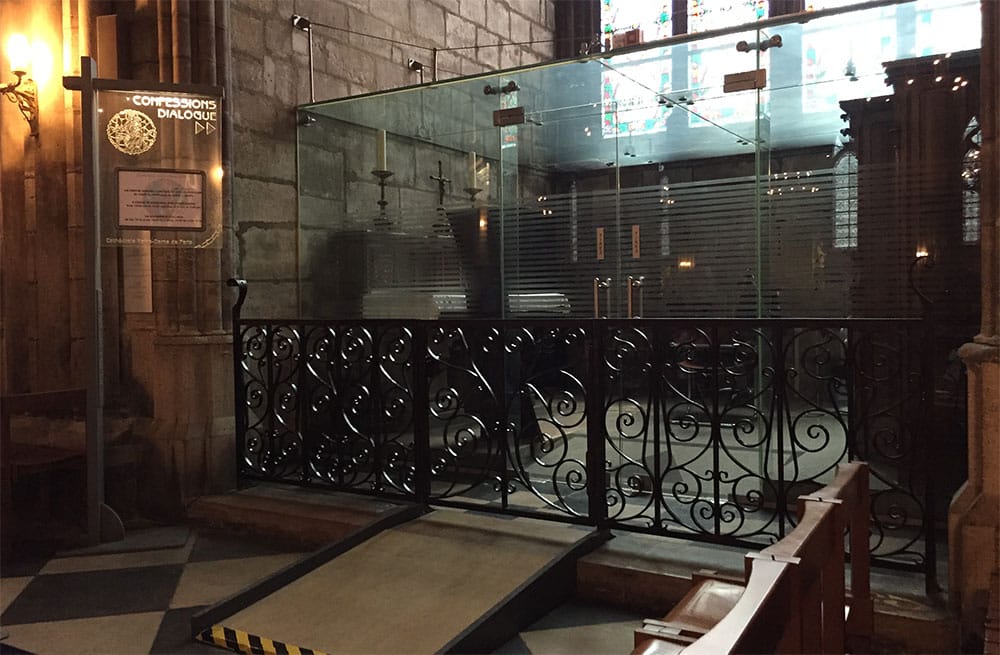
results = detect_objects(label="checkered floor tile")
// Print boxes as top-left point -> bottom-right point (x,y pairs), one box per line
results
1,524 -> 642,655
1,527 -> 309,655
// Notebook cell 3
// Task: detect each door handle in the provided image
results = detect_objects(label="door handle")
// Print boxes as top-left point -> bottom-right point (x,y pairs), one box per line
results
628,275 -> 645,318
593,277 -> 611,319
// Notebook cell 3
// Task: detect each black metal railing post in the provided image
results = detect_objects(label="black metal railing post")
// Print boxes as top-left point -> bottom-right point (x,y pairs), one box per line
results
498,328 -> 510,511
369,325 -> 384,492
909,254 -> 940,593
586,322 -> 608,529
773,324 -> 787,537
296,322 -> 310,484
922,317 -> 939,594
227,278 -> 248,488
846,322 -> 858,462
711,324 -> 722,536
413,323 -> 431,506
651,322 -> 663,531
920,303 -> 940,594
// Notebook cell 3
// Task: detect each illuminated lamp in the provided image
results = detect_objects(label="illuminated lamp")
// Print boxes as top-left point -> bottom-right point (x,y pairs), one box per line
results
2,34 -> 38,136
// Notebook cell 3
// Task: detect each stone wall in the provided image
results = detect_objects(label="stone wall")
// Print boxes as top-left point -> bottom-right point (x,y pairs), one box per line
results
0,0 -> 89,394
229,0 -> 556,317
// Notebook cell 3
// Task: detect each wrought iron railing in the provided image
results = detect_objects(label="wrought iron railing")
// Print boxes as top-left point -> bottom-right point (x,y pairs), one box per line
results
227,279 -> 957,590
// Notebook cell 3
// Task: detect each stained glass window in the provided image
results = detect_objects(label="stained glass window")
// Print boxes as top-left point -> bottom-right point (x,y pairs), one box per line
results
501,89 -> 519,150
801,5 -> 897,114
688,42 -> 765,127
600,1 -> 674,138
602,52 -> 673,138
805,0 -> 862,10
688,0 -> 767,33
601,0 -> 673,42
833,150 -> 858,248
962,117 -> 981,243
912,0 -> 981,59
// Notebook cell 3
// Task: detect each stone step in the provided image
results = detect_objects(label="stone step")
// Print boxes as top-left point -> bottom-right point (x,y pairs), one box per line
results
186,483 -> 404,547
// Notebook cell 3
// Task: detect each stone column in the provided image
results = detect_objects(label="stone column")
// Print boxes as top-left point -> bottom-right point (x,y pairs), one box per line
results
949,1 -> 1000,648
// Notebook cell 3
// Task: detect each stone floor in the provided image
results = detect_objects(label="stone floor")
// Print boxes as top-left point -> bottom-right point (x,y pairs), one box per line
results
0,521 -> 642,655
0,481 -> 958,655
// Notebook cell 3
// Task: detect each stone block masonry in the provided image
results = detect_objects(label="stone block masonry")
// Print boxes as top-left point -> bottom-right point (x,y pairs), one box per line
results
229,0 -> 555,317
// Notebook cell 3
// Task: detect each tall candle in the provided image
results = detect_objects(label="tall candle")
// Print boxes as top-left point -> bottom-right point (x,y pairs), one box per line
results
468,151 -> 477,187
376,129 -> 387,170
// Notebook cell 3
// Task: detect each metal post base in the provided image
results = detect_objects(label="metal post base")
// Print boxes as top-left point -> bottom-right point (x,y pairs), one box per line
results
100,503 -> 125,543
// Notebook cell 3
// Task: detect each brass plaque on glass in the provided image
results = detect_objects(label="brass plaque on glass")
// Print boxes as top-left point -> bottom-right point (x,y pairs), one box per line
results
632,224 -> 641,258
493,106 -> 525,126
723,68 -> 766,93
596,227 -> 605,261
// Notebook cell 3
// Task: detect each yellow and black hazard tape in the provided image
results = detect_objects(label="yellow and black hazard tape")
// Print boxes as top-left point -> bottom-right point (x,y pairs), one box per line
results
196,624 -> 329,655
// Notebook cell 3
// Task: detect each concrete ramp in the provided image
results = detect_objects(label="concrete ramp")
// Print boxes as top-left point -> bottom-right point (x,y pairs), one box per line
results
194,508 -> 608,655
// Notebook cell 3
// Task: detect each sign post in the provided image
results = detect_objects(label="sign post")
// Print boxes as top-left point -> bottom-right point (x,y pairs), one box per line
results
64,56 -> 224,544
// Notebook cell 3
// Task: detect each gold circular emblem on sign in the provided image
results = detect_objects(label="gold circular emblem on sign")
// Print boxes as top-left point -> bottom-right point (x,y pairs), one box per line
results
106,109 -> 157,155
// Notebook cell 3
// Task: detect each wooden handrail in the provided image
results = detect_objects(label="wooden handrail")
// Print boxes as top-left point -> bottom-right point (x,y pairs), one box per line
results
797,461 -> 873,650
681,558 -> 800,655
633,462 -> 872,655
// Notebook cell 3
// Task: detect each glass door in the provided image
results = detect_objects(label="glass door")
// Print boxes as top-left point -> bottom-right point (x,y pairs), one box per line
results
489,29 -> 775,519
492,34 -> 772,321
490,58 -> 624,321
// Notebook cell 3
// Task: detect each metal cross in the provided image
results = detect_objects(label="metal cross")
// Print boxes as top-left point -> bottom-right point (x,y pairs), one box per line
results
429,160 -> 451,206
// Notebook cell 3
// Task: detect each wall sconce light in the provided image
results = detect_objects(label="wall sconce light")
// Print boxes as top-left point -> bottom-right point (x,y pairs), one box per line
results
915,246 -> 929,259
678,258 -> 695,270
407,58 -> 426,84
3,34 -> 38,136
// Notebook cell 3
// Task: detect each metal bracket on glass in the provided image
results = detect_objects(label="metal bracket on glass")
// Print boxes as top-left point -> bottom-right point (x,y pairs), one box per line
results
736,34 -> 782,52
593,277 -> 611,319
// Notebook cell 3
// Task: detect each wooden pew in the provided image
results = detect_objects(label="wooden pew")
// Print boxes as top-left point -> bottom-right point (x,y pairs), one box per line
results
632,462 -> 872,655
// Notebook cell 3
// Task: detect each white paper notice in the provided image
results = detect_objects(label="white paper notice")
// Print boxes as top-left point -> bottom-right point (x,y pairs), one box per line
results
118,170 -> 204,229
122,233 -> 153,313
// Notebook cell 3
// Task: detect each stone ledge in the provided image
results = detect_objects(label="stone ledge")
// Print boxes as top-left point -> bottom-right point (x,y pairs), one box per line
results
154,331 -> 232,346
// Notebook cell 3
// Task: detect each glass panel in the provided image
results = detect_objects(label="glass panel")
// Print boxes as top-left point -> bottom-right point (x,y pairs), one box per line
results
297,75 -> 505,319
289,0 -> 981,535
766,0 -> 980,319
766,0 -> 979,562
294,0 -> 981,322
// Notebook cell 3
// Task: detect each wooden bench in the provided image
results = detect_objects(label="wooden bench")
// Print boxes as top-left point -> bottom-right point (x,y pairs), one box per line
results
2,389 -> 88,480
2,389 -> 88,544
632,462 -> 872,655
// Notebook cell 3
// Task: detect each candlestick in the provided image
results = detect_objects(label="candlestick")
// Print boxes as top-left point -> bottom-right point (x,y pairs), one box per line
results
463,186 -> 482,204
371,169 -> 394,213
376,129 -> 387,170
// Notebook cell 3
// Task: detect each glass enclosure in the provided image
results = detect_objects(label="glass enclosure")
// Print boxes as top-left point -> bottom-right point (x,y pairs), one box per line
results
295,0 -> 982,321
